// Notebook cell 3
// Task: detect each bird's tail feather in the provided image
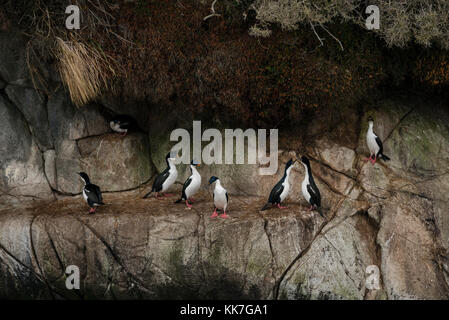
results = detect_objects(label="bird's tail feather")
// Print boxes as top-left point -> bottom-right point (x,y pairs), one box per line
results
381,154 -> 390,161
174,198 -> 183,204
99,202 -> 105,205
143,191 -> 152,199
261,203 -> 272,211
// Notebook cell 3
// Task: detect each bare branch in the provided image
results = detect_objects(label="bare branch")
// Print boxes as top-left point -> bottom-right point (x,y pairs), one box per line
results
319,23 -> 344,51
310,22 -> 324,47
203,0 -> 221,22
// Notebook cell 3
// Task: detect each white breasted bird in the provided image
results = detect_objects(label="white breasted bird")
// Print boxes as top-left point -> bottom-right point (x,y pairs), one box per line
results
110,114 -> 136,136
175,160 -> 202,208
365,116 -> 390,165
261,158 -> 295,211
300,156 -> 323,217
209,176 -> 229,219
143,151 -> 178,199
78,172 -> 104,214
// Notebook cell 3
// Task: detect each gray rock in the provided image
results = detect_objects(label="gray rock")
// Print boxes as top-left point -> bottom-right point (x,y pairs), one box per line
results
0,31 -> 30,86
81,103 -> 110,137
5,84 -> 53,150
47,88 -> 86,194
43,150 -> 57,190
47,87 -> 88,142
0,94 -> 52,207
77,133 -> 152,192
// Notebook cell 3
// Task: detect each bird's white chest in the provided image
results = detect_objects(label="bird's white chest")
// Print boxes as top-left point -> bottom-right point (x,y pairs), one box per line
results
302,176 -> 311,202
366,129 -> 380,155
214,185 -> 227,209
279,179 -> 290,202
162,167 -> 178,192
82,189 -> 89,203
185,172 -> 201,198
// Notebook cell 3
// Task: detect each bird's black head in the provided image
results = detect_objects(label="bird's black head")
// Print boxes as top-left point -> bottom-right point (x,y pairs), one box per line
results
367,116 -> 374,122
191,160 -> 200,167
78,172 -> 90,184
209,176 -> 219,184
300,156 -> 310,166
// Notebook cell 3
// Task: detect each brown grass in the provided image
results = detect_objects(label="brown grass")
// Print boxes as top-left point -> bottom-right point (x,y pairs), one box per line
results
54,37 -> 115,107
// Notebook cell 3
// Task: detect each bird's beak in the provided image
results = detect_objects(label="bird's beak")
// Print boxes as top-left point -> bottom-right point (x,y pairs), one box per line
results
197,163 -> 201,167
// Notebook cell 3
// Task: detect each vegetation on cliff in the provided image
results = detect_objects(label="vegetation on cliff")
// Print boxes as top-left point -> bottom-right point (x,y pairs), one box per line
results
1,0 -> 448,127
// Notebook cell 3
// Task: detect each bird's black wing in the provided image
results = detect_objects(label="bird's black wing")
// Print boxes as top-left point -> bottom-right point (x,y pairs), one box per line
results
181,177 -> 192,199
226,192 -> 228,203
375,135 -> 384,156
116,115 -> 135,130
85,184 -> 102,206
152,168 -> 170,192
307,181 -> 321,208
268,180 -> 284,204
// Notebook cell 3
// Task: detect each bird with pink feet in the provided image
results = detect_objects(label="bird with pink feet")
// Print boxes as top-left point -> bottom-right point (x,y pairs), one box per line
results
261,158 -> 295,211
175,160 -> 202,208
365,116 -> 390,165
209,176 -> 229,219
143,151 -> 178,200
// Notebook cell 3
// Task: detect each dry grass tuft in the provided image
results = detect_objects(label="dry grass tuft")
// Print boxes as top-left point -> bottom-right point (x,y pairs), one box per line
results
55,37 -> 114,106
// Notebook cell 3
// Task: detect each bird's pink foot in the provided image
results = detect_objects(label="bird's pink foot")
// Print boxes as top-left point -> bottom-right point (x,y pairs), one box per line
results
309,205 -> 314,211
210,210 -> 218,218
371,157 -> 377,165
186,200 -> 192,209
155,192 -> 163,200
89,207 -> 96,214
220,213 -> 228,219
163,193 -> 174,197
277,204 -> 287,209
189,198 -> 195,203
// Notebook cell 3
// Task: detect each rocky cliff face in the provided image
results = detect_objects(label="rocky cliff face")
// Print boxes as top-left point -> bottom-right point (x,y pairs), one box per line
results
1,30 -> 449,300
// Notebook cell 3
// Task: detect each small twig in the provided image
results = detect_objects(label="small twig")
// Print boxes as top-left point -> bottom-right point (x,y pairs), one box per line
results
319,23 -> 344,51
310,22 -> 324,47
203,0 -> 221,21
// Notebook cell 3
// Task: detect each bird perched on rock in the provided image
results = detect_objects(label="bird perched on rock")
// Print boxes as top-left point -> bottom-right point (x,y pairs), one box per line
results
300,156 -> 323,217
365,116 -> 390,165
78,172 -> 104,214
110,114 -> 136,136
143,151 -> 178,199
261,159 -> 295,211
209,176 -> 229,219
175,160 -> 202,208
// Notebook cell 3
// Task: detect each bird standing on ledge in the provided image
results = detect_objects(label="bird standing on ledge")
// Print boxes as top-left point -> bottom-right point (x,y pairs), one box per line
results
143,151 -> 178,199
209,176 -> 229,219
78,172 -> 104,214
365,116 -> 390,165
175,160 -> 202,208
300,156 -> 323,217
261,159 -> 295,211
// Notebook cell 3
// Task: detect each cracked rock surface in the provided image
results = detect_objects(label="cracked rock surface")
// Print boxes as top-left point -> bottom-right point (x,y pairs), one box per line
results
1,30 -> 449,300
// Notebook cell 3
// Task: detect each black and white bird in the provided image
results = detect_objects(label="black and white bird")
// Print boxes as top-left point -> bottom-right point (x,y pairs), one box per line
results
300,156 -> 323,216
209,176 -> 229,219
110,115 -> 136,136
78,172 -> 104,214
175,160 -> 202,208
261,159 -> 295,211
143,151 -> 178,199
366,116 -> 390,165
